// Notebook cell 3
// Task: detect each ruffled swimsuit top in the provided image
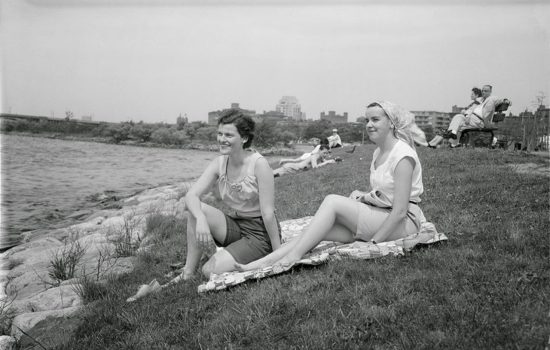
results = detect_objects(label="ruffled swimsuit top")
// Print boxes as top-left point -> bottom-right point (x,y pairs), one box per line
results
217,152 -> 263,217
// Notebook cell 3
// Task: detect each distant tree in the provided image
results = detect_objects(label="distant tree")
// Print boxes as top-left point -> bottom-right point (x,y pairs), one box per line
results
194,126 -> 217,141
65,110 -> 74,121
130,124 -> 154,142
303,120 -> 332,140
254,119 -> 278,147
176,114 -> 188,130
105,123 -> 131,144
278,130 -> 297,146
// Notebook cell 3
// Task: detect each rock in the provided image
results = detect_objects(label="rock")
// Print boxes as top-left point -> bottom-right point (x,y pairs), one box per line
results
5,237 -> 63,260
0,336 -> 16,350
6,268 -> 51,300
11,306 -> 80,340
11,285 -> 81,314
16,307 -> 81,349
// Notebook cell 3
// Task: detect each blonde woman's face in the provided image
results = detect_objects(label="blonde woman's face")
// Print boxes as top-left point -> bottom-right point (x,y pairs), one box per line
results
365,107 -> 392,143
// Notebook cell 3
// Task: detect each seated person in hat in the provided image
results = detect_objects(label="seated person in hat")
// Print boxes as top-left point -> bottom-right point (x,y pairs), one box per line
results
327,129 -> 342,148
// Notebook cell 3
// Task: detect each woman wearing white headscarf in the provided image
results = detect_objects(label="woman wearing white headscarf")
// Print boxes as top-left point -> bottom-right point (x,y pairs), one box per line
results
236,101 -> 437,270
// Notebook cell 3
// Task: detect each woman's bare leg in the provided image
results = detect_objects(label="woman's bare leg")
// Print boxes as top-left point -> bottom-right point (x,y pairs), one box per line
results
183,214 -> 202,279
235,239 -> 299,271
272,194 -> 359,266
183,203 -> 227,279
429,135 -> 443,147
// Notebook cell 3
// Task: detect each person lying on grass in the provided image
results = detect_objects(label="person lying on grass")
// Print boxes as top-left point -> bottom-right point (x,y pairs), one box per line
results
236,101 -> 434,271
182,109 -> 281,279
277,138 -> 329,165
272,145 -> 336,177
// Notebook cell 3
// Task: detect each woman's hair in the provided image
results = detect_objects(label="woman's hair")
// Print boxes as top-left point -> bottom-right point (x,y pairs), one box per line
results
217,109 -> 255,149
319,144 -> 330,151
320,137 -> 329,146
472,87 -> 482,98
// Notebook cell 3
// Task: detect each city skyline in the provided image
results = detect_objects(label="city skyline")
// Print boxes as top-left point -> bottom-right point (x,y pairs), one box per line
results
2,1 -> 549,124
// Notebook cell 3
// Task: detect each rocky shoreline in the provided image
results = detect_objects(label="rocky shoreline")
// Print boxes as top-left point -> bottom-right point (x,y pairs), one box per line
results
0,181 -> 195,348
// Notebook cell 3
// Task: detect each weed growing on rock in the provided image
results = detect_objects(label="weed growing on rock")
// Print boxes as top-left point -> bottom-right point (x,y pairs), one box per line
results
0,296 -> 16,335
113,213 -> 144,257
73,275 -> 109,304
48,241 -> 86,285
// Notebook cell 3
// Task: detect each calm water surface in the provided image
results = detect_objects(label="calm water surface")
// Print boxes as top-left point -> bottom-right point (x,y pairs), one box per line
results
0,134 -> 218,249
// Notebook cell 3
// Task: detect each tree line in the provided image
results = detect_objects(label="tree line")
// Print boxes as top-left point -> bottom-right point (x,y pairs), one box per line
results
0,116 -> 369,148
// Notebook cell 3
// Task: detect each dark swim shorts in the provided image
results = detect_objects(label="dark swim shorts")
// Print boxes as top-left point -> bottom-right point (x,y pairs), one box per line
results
213,214 -> 280,264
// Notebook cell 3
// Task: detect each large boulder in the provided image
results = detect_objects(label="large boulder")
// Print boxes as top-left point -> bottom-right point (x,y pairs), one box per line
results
10,285 -> 81,314
10,306 -> 80,340
6,268 -> 51,300
0,336 -> 16,350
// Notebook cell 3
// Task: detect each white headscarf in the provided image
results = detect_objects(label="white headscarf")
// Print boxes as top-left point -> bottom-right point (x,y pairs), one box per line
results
368,101 -> 426,149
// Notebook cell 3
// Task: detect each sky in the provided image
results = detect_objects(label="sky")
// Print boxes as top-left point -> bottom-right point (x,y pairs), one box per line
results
1,0 -> 549,123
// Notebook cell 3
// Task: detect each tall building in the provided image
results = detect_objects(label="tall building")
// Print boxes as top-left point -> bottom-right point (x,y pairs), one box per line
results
320,111 -> 348,123
276,96 -> 304,121
208,103 -> 256,125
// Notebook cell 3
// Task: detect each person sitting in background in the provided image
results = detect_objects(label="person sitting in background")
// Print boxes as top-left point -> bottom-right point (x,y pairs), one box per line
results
327,129 -> 342,148
273,145 -> 334,177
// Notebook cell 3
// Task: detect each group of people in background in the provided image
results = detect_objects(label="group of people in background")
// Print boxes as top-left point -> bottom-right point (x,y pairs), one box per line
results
428,85 -> 511,148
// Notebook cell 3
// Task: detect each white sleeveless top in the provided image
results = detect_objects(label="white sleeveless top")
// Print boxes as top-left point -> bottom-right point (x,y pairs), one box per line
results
370,140 -> 423,204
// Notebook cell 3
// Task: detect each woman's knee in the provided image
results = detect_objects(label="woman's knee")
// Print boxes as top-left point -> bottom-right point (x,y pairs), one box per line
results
321,194 -> 348,210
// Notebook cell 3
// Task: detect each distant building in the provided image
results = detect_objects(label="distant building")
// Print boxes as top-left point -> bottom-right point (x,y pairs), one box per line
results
320,111 -> 348,123
81,115 -> 93,121
451,105 -> 465,114
254,110 -> 288,123
208,103 -> 256,125
411,111 -> 451,130
276,96 -> 304,121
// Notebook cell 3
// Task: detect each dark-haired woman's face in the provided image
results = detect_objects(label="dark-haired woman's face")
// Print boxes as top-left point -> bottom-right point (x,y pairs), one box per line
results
217,123 -> 246,154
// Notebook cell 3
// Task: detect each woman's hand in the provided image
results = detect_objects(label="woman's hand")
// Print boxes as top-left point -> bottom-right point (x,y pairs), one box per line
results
195,216 -> 213,249
349,190 -> 365,202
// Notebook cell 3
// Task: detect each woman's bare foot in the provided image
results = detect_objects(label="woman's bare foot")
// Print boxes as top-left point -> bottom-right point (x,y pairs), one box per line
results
234,261 -> 263,272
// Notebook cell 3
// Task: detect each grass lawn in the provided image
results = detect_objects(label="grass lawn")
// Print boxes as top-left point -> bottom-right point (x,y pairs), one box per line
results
55,145 -> 549,349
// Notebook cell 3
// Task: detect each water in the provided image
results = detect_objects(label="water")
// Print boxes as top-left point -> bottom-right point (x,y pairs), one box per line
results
0,134 -> 218,250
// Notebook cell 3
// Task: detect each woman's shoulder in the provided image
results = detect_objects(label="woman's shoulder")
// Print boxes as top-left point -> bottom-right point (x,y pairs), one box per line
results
392,140 -> 419,163
247,151 -> 268,171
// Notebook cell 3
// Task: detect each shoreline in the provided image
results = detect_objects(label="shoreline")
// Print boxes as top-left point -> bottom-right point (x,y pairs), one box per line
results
0,179 -> 197,339
0,131 -> 305,156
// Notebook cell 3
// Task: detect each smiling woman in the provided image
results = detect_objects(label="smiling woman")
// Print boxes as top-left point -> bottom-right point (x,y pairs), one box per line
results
167,109 -> 282,280
236,100 -> 439,271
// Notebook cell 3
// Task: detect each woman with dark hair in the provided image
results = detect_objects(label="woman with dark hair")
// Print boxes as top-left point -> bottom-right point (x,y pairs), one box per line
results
182,109 -> 281,279
236,101 -> 437,271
